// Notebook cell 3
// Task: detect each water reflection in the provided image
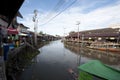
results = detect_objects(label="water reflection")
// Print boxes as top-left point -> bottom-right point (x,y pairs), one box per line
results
18,40 -> 120,80
64,43 -> 120,65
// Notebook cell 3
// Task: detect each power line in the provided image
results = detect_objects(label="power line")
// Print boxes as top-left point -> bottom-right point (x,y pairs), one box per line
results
40,0 -> 77,26
41,0 -> 77,26
53,0 -> 65,12
43,0 -> 65,22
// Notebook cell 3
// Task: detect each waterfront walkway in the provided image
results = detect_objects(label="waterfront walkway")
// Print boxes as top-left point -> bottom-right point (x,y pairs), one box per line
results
0,56 -> 7,80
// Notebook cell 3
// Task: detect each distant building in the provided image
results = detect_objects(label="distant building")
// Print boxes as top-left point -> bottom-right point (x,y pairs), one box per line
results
17,24 -> 29,33
66,27 -> 120,43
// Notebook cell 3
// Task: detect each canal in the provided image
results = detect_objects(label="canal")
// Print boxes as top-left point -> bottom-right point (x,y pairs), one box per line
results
18,40 -> 120,80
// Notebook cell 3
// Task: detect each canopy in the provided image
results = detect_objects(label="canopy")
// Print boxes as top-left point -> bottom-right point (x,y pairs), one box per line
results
7,28 -> 18,34
78,60 -> 120,80
19,33 -> 27,36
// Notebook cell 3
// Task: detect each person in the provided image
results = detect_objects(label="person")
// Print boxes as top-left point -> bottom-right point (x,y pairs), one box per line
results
16,40 -> 19,47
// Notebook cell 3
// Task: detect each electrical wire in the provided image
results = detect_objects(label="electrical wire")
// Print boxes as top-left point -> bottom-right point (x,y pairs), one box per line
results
40,0 -> 77,26
43,0 -> 65,21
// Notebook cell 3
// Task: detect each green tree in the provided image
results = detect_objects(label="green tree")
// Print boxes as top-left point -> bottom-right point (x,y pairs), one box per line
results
39,31 -> 43,35
69,31 -> 75,35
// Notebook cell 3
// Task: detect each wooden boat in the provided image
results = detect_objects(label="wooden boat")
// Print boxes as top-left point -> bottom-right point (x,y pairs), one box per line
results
87,42 -> 120,52
78,60 -> 120,80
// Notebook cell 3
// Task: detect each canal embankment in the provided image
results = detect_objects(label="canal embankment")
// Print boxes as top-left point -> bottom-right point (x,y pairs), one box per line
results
64,41 -> 120,70
5,41 -> 50,80
0,57 -> 7,80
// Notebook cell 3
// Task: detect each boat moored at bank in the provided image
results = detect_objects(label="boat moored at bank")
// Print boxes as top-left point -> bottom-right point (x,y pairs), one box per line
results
87,42 -> 120,53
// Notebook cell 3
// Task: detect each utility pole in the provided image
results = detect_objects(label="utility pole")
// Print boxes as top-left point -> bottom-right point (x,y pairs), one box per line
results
76,21 -> 81,66
63,27 -> 66,41
76,21 -> 80,42
33,10 -> 38,46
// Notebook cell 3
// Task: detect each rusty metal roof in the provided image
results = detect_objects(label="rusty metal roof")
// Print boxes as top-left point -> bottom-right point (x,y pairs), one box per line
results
67,28 -> 120,38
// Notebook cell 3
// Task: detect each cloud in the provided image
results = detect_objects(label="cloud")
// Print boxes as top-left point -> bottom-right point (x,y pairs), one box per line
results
18,0 -> 120,36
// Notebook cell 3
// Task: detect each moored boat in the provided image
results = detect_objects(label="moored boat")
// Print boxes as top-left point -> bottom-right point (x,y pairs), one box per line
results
87,42 -> 120,52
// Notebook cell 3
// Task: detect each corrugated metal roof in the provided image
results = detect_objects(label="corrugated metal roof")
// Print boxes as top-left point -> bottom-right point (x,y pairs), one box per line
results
68,28 -> 120,38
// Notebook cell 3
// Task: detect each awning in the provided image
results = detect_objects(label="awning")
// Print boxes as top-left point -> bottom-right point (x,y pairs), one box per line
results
7,28 -> 18,34
19,33 -> 27,36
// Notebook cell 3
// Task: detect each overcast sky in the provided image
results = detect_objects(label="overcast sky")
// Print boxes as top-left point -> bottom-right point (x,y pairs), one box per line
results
18,0 -> 120,36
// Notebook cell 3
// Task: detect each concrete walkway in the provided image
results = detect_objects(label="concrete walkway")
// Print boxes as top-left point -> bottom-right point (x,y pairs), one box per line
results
0,56 -> 7,80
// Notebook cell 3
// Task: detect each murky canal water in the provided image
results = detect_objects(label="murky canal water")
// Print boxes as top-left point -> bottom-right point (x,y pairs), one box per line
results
18,40 -> 120,80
